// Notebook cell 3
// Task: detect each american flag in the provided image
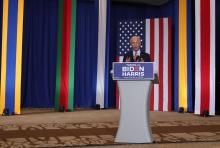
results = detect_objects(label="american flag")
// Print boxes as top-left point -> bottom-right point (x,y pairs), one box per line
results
116,18 -> 172,112
117,20 -> 145,61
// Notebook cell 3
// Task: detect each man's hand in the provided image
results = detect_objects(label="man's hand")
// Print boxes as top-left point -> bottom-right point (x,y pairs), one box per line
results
134,55 -> 141,62
153,73 -> 159,84
125,57 -> 130,62
133,55 -> 138,62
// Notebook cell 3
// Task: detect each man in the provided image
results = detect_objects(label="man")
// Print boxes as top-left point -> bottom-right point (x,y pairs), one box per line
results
122,35 -> 158,83
123,36 -> 151,62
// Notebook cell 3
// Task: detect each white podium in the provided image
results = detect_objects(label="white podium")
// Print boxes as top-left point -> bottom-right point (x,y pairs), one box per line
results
115,80 -> 154,143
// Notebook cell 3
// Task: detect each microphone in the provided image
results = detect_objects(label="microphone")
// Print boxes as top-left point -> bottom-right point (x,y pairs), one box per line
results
153,73 -> 159,84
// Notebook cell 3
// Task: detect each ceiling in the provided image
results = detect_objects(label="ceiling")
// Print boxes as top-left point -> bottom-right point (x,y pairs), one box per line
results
112,0 -> 171,6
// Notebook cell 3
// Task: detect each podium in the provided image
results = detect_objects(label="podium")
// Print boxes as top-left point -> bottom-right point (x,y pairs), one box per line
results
113,62 -> 154,143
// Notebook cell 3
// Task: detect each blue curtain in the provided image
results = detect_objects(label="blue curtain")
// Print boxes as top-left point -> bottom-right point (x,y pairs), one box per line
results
104,0 -> 113,108
173,0 -> 179,111
21,0 -> 58,108
74,0 -> 98,108
21,0 -> 99,108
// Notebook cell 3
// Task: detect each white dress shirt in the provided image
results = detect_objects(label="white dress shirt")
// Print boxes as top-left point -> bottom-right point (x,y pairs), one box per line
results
133,49 -> 141,56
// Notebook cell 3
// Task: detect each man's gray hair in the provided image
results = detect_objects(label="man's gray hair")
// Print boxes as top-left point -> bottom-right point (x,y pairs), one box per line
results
129,36 -> 141,43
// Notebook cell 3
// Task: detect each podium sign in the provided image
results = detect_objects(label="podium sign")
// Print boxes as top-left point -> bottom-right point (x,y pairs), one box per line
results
113,62 -> 154,80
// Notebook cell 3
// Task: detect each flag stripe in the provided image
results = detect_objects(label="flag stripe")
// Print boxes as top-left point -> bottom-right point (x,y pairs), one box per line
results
154,18 -> 159,111
68,0 -> 76,111
0,0 -> 8,114
5,0 -> 18,114
179,0 -> 188,111
174,0 -> 179,112
195,0 -> 201,114
14,0 -> 24,114
187,0 -> 193,112
60,0 -> 71,110
209,0 -> 215,115
96,0 -> 107,108
55,0 -> 63,110
104,0 -> 110,108
149,19 -> 155,111
116,82 -> 120,109
145,19 -> 150,54
158,18 -> 164,111
200,0 -> 210,113
168,18 -> 172,111
163,18 -> 168,111
150,19 -> 155,67
115,56 -> 119,109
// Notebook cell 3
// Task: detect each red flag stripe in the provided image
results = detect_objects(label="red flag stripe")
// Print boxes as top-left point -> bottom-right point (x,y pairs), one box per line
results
60,0 -> 71,110
168,18 -> 172,111
200,0 -> 210,114
158,18 -> 164,111
115,56 -> 120,109
150,19 -> 155,111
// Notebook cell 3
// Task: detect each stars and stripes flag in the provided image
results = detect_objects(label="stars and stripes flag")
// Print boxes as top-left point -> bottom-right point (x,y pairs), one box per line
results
116,18 -> 172,112
195,0 -> 215,115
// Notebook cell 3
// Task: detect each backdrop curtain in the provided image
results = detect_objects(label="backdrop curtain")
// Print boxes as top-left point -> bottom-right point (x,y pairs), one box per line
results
21,0 -> 58,108
74,0 -> 98,108
20,0 -> 190,110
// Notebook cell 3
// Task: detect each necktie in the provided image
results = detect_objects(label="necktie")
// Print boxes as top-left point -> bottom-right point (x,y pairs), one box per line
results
134,51 -> 138,62
135,51 -> 137,56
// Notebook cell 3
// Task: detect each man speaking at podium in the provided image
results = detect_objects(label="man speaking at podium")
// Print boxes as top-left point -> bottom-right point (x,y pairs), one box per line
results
123,36 -> 151,62
115,36 -> 155,144
122,35 -> 159,83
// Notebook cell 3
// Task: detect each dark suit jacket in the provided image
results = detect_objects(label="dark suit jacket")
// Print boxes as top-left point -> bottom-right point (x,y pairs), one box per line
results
123,50 -> 151,62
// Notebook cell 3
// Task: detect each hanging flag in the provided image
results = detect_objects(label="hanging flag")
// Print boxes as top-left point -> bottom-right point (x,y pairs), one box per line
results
173,0 -> 193,113
95,0 -> 110,108
0,0 -> 24,115
195,0 -> 215,115
116,18 -> 172,111
55,0 -> 76,111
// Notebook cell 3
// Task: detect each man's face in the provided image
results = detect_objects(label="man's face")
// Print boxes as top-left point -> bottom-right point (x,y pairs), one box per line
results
130,37 -> 141,51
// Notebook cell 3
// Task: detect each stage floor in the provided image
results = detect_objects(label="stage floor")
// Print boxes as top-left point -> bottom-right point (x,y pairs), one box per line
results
1,109 -> 220,147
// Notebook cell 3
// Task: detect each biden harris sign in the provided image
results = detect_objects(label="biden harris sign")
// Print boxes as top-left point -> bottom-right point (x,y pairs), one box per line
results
112,62 -> 154,80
